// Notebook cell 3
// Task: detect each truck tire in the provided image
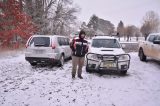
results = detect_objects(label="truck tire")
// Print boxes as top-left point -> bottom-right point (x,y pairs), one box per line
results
49,62 -> 55,68
30,62 -> 37,66
139,48 -> 146,61
58,55 -> 65,67
120,70 -> 127,75
86,65 -> 92,73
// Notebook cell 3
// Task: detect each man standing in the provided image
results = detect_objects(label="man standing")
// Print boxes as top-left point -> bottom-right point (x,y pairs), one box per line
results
70,30 -> 88,79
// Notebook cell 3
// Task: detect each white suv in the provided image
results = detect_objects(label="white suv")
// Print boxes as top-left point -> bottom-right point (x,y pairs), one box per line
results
86,36 -> 130,74
25,35 -> 72,66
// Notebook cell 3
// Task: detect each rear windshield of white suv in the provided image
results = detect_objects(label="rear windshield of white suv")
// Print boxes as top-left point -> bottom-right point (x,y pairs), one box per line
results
92,39 -> 120,48
29,37 -> 50,47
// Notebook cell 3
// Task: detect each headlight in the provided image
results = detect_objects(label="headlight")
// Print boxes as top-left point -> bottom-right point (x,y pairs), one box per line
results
91,54 -> 99,60
118,55 -> 130,61
88,54 -> 102,60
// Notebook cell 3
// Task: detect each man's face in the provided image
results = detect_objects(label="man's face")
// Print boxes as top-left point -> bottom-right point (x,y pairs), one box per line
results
81,34 -> 85,38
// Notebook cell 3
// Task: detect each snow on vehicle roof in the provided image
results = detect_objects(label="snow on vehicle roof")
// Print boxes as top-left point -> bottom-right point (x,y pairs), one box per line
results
92,36 -> 116,39
149,33 -> 160,35
32,35 -> 68,38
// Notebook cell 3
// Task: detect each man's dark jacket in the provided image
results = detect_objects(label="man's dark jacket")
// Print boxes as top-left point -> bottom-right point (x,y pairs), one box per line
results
70,36 -> 88,57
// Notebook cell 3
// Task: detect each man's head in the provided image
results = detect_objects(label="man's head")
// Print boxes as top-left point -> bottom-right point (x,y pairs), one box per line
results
79,30 -> 86,39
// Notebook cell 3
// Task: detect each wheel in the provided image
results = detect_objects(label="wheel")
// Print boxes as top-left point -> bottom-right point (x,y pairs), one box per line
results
30,62 -> 37,66
49,61 -> 55,68
139,48 -> 146,61
58,55 -> 64,67
68,56 -> 72,60
40,64 -> 47,67
120,70 -> 127,75
86,65 -> 92,73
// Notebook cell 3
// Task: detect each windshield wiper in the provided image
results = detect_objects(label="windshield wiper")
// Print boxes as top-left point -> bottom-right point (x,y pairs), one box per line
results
34,43 -> 45,46
101,50 -> 113,51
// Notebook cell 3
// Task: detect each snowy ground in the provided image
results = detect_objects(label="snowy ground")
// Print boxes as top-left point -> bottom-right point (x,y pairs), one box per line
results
0,52 -> 160,106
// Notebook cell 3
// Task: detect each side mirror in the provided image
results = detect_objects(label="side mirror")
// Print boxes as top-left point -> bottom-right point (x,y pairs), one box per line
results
121,44 -> 126,49
153,40 -> 160,44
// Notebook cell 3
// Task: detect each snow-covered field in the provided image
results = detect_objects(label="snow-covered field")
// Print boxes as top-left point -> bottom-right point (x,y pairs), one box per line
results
0,52 -> 160,106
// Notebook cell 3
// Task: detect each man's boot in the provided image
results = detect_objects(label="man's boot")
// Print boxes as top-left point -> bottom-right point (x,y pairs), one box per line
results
78,75 -> 83,79
72,74 -> 75,79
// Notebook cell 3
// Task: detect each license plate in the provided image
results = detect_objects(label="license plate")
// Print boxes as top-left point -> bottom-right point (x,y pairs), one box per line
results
104,62 -> 115,68
35,50 -> 44,54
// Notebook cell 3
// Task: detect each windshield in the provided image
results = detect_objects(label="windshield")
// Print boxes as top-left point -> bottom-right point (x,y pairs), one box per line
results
92,39 -> 121,48
29,37 -> 50,47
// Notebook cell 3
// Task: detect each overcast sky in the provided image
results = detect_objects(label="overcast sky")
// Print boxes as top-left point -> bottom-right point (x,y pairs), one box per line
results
74,0 -> 160,27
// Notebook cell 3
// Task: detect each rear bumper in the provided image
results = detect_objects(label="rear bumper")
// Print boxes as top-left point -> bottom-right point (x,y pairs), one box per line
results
25,57 -> 59,64
25,51 -> 59,60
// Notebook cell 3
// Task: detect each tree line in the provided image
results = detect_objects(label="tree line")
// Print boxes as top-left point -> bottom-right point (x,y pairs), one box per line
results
80,15 -> 115,38
81,11 -> 160,41
117,11 -> 160,41
0,0 -> 160,48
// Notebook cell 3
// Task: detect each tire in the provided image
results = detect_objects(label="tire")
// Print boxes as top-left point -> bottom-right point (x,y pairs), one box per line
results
40,64 -> 47,67
139,48 -> 146,61
30,62 -> 37,66
49,63 -> 55,68
68,56 -> 72,60
120,70 -> 127,75
58,55 -> 64,67
86,65 -> 92,73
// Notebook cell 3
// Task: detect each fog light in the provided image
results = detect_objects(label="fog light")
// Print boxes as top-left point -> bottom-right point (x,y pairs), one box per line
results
88,64 -> 96,68
121,65 -> 127,70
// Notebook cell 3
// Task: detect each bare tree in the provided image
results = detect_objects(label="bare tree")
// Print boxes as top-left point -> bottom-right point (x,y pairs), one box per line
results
135,32 -> 141,41
125,25 -> 137,41
24,0 -> 57,34
134,27 -> 141,41
23,0 -> 79,35
117,20 -> 124,41
50,0 -> 79,35
140,11 -> 160,40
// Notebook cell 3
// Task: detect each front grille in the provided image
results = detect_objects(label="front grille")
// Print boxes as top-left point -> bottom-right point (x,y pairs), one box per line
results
102,56 -> 116,61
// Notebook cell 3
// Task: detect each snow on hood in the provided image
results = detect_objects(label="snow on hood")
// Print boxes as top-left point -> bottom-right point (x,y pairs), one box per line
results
89,47 -> 125,55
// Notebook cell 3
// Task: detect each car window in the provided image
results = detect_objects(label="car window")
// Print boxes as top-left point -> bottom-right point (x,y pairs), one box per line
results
62,38 -> 65,45
155,35 -> 160,40
92,39 -> 121,48
67,38 -> 70,45
29,37 -> 50,47
148,35 -> 156,42
58,37 -> 67,46
58,38 -> 61,45
63,38 -> 67,45
58,37 -> 63,46
64,38 -> 69,45
158,36 -> 160,40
